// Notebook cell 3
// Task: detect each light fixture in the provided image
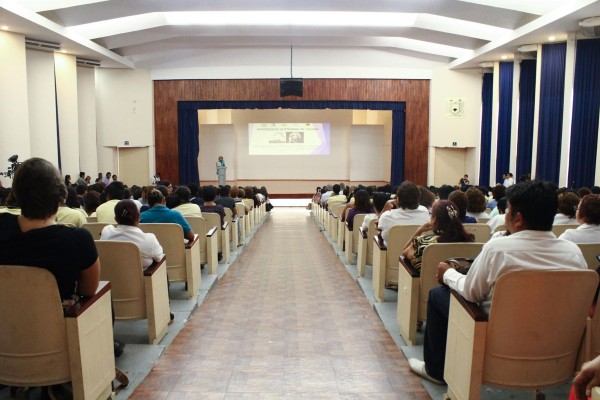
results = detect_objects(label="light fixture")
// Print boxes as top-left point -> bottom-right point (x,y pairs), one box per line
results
501,55 -> 508,60
479,62 -> 493,68
0,26 -> 8,31
548,36 -> 556,41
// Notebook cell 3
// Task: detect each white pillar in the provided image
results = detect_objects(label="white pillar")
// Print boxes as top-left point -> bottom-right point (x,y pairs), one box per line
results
77,67 -> 98,179
54,53 -> 80,178
559,33 -> 577,188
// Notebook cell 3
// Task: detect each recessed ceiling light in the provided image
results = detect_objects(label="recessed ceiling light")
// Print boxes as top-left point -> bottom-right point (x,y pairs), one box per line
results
548,36 -> 556,41
0,26 -> 8,31
501,55 -> 507,60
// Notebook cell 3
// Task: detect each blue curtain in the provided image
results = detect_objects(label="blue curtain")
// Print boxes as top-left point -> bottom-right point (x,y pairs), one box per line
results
479,73 -> 493,187
516,59 -> 537,181
568,38 -> 600,188
177,101 -> 406,185
536,43 -> 566,183
496,62 -> 513,184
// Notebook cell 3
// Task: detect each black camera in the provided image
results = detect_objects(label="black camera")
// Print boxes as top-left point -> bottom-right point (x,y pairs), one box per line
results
0,155 -> 21,179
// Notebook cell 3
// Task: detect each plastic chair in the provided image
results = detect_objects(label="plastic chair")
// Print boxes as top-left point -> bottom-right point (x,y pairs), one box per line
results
139,223 -> 201,299
397,242 -> 484,345
0,266 -> 115,400
444,269 -> 598,400
95,240 -> 170,344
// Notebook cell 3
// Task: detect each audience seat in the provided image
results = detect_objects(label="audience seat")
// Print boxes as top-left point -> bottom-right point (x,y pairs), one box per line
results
345,214 -> 366,264
576,243 -> 600,269
86,216 -> 97,223
552,224 -> 579,237
82,222 -> 110,239
0,266 -> 115,400
372,225 -> 422,303
444,270 -> 597,400
204,212 -> 230,264
397,242 -> 484,345
139,223 -> 201,299
463,223 -> 491,243
357,219 -> 377,277
95,241 -> 170,344
186,216 -> 218,274
234,203 -> 247,242
224,208 -> 237,248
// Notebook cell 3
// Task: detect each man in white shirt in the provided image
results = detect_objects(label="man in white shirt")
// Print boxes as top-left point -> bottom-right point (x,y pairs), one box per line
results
409,180 -> 587,385
319,184 -> 334,207
377,181 -> 430,243
503,172 -> 514,187
559,194 -> 600,243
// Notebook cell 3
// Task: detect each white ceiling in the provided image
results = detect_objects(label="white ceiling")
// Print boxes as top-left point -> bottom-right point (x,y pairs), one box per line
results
1,0 -> 599,72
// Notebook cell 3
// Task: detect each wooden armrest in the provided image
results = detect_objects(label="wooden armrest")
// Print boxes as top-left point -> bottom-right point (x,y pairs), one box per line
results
222,221 -> 229,230
232,216 -> 238,222
345,221 -> 352,231
374,235 -> 387,250
399,256 -> 420,277
66,281 -> 111,318
185,234 -> 200,249
207,226 -> 218,236
359,227 -> 367,238
450,290 -> 488,322
144,255 -> 167,276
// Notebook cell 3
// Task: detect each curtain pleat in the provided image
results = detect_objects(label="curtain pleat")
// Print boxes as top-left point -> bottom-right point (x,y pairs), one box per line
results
496,62 -> 514,184
479,73 -> 494,187
515,60 -> 537,181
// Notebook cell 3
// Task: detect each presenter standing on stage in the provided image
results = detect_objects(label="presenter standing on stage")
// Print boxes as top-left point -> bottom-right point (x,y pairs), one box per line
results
216,156 -> 226,186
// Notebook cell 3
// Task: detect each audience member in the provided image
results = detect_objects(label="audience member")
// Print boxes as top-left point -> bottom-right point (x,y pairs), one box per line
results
319,184 -> 334,207
448,190 -> 476,224
188,183 -> 204,206
344,189 -> 374,231
465,187 -> 488,220
64,174 -> 72,187
418,186 -> 436,212
76,172 -> 86,186
215,185 -> 236,213
200,185 -> 225,225
56,188 -> 87,227
84,190 -> 101,217
76,184 -> 87,207
140,189 -> 195,242
0,157 -> 99,300
173,186 -> 202,217
102,172 -> 112,186
487,197 -> 507,233
377,181 -> 430,243
408,180 -> 587,385
503,172 -> 514,187
560,194 -> 600,243
487,185 -> 506,214
100,199 -> 164,269
327,184 -> 346,208
96,181 -> 126,223
361,192 -> 390,231
554,191 -> 580,225
437,184 -> 454,200
573,354 -> 600,400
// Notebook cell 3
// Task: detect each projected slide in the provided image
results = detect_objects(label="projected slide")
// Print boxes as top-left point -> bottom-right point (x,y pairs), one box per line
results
248,123 -> 330,155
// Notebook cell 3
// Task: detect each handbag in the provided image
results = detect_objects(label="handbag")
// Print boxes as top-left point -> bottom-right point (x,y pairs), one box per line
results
444,257 -> 475,275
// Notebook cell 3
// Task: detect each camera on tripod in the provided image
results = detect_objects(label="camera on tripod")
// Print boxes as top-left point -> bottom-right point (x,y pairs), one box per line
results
0,155 -> 21,179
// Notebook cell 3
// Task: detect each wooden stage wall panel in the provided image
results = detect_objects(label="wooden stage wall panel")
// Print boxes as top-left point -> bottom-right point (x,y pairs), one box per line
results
153,79 -> 429,185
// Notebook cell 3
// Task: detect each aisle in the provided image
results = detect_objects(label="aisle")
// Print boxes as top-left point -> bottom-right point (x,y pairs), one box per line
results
129,208 -> 429,399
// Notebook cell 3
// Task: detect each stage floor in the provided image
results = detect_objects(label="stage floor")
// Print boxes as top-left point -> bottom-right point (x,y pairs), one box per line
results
269,198 -> 312,207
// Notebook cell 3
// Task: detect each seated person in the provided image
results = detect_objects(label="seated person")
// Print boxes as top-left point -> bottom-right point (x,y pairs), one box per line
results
96,181 -> 126,223
0,157 -> 99,301
554,191 -> 580,225
344,189 -> 374,231
465,187 -> 488,220
487,185 -> 506,216
187,183 -> 204,207
140,189 -> 195,242
487,197 -> 507,233
361,192 -> 390,231
408,181 -> 587,385
560,194 -> 600,243
326,184 -> 347,208
173,186 -> 202,217
402,200 -> 474,271
200,185 -> 225,225
418,186 -> 436,212
84,190 -> 101,217
100,199 -> 164,269
448,190 -> 476,224
215,185 -> 236,214
377,181 -> 430,243
56,189 -> 87,227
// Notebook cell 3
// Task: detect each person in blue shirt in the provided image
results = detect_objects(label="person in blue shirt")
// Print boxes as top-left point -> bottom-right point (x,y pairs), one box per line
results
139,189 -> 195,242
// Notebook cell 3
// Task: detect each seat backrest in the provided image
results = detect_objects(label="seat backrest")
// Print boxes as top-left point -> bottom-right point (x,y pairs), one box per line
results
419,242 -> 484,319
235,202 -> 246,217
552,224 -> 579,237
139,223 -> 185,266
463,223 -> 491,243
367,218 -> 377,265
352,214 -> 366,250
483,269 -> 598,388
385,225 -> 421,284
186,216 -> 208,260
224,207 -> 233,224
0,265 -> 71,386
95,241 -> 146,319
82,222 -> 110,240
203,213 -> 222,248
577,243 -> 600,269
493,224 -> 506,233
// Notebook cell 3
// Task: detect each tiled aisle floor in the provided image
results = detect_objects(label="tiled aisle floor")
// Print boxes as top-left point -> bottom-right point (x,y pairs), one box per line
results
129,208 -> 429,399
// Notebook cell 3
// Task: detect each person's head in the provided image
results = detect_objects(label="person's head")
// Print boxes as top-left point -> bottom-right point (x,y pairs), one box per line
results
464,174 -> 468,179
577,194 -> 600,225
396,181 -> 420,210
448,190 -> 468,219
418,186 -> 436,210
105,180 -> 126,200
491,185 -> 506,201
219,185 -> 231,197
315,186 -> 321,194
430,200 -> 473,243
243,186 -> 254,198
148,189 -> 166,207
84,190 -> 101,215
65,187 -> 80,208
105,172 -> 111,179
238,187 -> 245,198
353,190 -> 371,212
591,186 -> 600,195
332,184 -> 341,195
578,187 -> 592,199
174,186 -> 192,203
64,175 -> 71,185
79,171 -> 85,178
497,197 -> 508,214
76,184 -> 87,196
155,185 -> 169,198
218,156 -> 223,161
466,187 -> 486,213
85,175 -> 91,183
98,173 -> 103,179
112,175 -> 118,181
130,185 -> 142,200
438,185 -> 454,200
557,192 -> 580,218
505,180 -> 558,232
155,172 -> 161,178
202,185 -> 217,202
114,199 -> 140,226
187,183 -> 199,198
12,158 -> 65,219
260,186 -> 268,197
230,186 -> 239,198
372,192 -> 390,215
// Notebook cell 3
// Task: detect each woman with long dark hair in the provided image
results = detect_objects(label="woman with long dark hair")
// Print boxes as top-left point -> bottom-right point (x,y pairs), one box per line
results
344,189 -> 374,230
402,200 -> 474,271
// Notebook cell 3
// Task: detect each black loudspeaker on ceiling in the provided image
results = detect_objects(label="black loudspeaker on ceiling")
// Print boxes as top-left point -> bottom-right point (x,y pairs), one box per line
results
280,45 -> 303,97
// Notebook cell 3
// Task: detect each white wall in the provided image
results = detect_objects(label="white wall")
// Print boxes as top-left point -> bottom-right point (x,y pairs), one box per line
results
54,52 -> 80,178
77,67 -> 99,179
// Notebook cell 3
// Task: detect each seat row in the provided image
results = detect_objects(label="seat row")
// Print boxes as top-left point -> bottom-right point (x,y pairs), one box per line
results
0,202 -> 267,399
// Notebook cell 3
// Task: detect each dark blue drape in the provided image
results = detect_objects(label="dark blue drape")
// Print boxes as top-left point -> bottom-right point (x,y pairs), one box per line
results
516,59 -> 537,181
496,62 -> 513,184
177,101 -> 406,186
568,38 -> 600,188
536,43 -> 566,183
479,73 -> 493,187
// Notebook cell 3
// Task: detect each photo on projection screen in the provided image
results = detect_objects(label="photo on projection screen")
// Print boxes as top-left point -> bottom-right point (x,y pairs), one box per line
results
248,123 -> 330,155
